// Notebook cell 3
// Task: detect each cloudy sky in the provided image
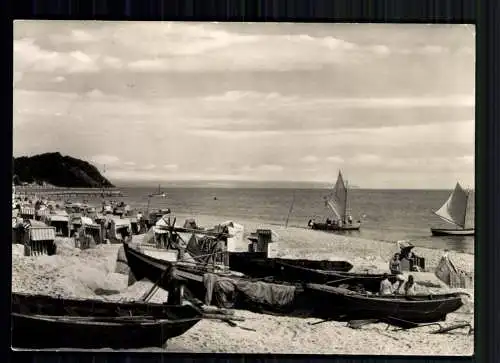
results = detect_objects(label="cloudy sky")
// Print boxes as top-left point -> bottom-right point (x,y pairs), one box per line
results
13,21 -> 475,189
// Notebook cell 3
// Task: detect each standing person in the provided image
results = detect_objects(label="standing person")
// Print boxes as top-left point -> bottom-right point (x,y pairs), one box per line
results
137,211 -> 144,233
404,275 -> 416,296
379,273 -> 393,295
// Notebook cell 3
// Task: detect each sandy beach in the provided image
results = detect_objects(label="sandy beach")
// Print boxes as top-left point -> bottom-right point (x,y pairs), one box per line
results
11,215 -> 474,355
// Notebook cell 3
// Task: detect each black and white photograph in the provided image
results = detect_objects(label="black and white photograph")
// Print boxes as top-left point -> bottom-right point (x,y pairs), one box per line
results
12,21 -> 475,355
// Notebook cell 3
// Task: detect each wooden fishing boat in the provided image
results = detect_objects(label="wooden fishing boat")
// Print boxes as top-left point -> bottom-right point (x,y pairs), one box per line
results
125,242 -> 464,327
124,241 -> 176,291
123,242 -> 400,312
11,292 -> 203,349
430,183 -> 475,236
149,184 -> 167,198
12,313 -> 192,349
304,284 -> 466,328
308,171 -> 361,232
431,228 -> 475,236
227,251 -> 353,283
12,292 -> 201,318
125,241 -> 390,288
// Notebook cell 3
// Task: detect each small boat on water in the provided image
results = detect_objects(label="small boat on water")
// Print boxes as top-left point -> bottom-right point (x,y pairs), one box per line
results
149,184 -> 167,198
304,284 -> 466,328
430,182 -> 475,236
11,292 -> 203,349
308,171 -> 361,232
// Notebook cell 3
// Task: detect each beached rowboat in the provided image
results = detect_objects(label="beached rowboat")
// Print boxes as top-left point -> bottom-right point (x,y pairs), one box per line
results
12,313 -> 190,349
123,242 -> 464,327
124,242 -> 387,290
304,284 -> 465,328
227,251 -> 354,283
11,292 -> 203,349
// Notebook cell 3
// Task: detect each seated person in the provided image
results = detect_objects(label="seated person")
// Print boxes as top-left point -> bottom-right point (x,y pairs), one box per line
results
403,275 -> 416,296
379,273 -> 393,295
392,274 -> 405,294
389,253 -> 402,274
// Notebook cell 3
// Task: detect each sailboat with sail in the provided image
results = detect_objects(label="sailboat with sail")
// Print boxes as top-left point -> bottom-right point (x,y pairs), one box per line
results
308,171 -> 361,232
430,182 -> 474,236
148,184 -> 167,198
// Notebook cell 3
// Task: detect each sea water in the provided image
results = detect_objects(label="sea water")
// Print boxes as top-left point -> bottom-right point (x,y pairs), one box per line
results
67,186 -> 475,254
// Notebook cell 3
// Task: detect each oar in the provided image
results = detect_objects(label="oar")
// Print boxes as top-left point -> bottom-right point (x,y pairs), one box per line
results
431,322 -> 472,334
202,314 -> 245,322
141,266 -> 171,302
29,314 -> 157,322
308,314 -> 348,326
347,319 -> 381,329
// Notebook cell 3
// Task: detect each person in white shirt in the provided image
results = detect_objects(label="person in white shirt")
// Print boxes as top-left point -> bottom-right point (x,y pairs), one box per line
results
379,273 -> 393,295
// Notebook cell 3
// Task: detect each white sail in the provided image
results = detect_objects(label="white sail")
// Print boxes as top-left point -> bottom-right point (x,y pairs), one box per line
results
326,200 -> 342,220
326,171 -> 347,220
434,182 -> 468,228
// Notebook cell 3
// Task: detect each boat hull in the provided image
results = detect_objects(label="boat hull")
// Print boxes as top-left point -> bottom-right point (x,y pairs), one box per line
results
228,252 -> 353,283
12,292 -> 201,320
123,242 -> 403,316
126,243 -> 457,324
431,228 -> 475,236
304,284 -> 465,327
11,293 -> 202,350
310,222 -> 361,232
124,243 -> 395,292
12,313 -> 191,349
123,242 -> 175,291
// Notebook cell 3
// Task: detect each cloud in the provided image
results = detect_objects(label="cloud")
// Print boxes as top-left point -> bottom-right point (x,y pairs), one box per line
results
13,71 -> 23,85
12,23 -> 475,188
456,155 -> 474,165
141,164 -> 156,170
163,164 -> 179,171
188,91 -> 474,134
14,38 -> 100,74
52,76 -> 65,83
351,154 -> 382,166
299,155 -> 318,163
326,156 -> 345,163
90,154 -> 120,165
240,164 -> 284,173
203,91 -> 474,109
14,22 -> 474,76
70,29 -> 95,42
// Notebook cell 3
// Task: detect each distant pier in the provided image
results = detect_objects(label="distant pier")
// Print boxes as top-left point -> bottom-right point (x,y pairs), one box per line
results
14,186 -> 124,199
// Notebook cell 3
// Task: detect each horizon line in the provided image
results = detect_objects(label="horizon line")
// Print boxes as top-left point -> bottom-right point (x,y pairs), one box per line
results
113,179 -> 473,191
